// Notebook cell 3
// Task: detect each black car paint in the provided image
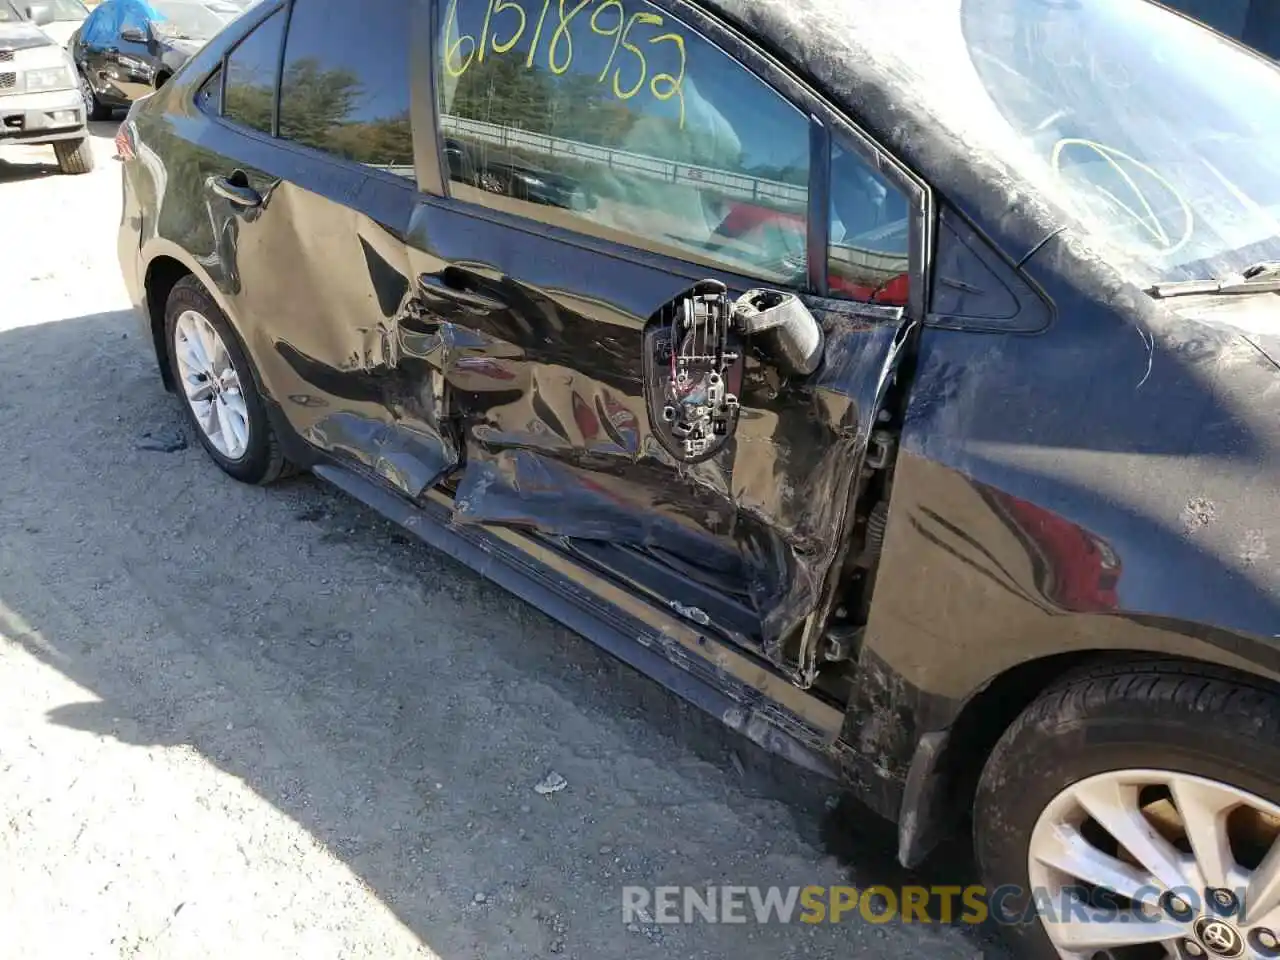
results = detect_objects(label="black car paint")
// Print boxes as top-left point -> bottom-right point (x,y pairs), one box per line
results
117,0 -> 1280,870
72,3 -> 198,106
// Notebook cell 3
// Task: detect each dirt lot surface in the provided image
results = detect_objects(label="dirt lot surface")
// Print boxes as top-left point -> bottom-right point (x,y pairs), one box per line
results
0,124 -> 1005,959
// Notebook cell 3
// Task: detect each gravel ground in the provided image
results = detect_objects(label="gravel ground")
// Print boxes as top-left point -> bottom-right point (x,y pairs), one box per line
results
0,125 -> 1006,959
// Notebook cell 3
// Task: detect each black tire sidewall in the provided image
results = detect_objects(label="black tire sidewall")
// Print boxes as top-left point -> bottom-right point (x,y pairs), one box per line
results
163,279 -> 275,484
80,73 -> 108,120
975,684 -> 1280,959
54,138 -> 93,174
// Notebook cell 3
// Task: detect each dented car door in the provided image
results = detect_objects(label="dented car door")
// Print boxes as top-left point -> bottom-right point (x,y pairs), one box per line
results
395,0 -> 926,680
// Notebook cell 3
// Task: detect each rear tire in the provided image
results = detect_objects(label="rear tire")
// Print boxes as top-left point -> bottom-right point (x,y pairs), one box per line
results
54,137 -> 94,175
975,661 -> 1280,960
164,275 -> 291,485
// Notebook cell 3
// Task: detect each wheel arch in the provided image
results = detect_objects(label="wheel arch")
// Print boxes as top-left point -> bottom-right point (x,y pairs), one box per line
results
143,253 -> 190,391
141,242 -> 243,390
897,644 -> 1280,868
141,243 -> 313,471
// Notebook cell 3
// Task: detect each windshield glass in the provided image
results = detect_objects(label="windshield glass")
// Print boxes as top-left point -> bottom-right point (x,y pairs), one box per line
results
960,0 -> 1280,284
149,0 -> 229,39
47,0 -> 86,18
0,1 -> 22,22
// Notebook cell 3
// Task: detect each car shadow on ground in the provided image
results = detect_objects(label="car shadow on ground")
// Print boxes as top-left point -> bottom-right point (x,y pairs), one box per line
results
0,151 -> 59,183
0,309 -> 1007,958
0,121 -> 121,183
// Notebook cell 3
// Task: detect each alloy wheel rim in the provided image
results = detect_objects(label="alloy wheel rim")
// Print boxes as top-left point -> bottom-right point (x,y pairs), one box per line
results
1028,769 -> 1280,959
173,310 -> 250,460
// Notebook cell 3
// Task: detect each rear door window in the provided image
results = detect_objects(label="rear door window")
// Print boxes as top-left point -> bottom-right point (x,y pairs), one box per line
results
222,8 -> 284,135
278,0 -> 413,175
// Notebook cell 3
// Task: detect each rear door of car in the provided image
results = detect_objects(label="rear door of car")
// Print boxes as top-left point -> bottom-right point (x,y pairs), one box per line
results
178,0 -> 452,496
401,0 -> 930,681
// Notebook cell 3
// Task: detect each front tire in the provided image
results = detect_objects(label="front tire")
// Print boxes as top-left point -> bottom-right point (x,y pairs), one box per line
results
164,276 -> 290,485
53,137 -> 94,175
975,662 -> 1280,960
80,76 -> 112,121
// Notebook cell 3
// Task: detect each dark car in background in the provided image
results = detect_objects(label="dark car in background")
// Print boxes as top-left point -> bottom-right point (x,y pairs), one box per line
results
443,137 -> 587,209
115,1 -> 1280,958
71,0 -> 231,118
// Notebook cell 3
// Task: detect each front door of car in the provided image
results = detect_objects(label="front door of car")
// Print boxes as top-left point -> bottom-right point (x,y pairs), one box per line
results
405,0 -> 923,679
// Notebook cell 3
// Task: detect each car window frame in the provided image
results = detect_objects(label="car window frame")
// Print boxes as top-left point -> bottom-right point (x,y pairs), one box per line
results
197,62 -> 224,113
418,0 -> 931,311
197,0 -> 285,134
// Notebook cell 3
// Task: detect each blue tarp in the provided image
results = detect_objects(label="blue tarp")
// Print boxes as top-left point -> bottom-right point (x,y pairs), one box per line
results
80,0 -> 164,45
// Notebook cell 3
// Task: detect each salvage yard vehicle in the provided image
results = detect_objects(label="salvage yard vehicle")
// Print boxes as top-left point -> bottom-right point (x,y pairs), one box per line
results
15,0 -> 89,48
0,1 -> 91,172
72,0 -> 232,119
115,0 -> 1280,956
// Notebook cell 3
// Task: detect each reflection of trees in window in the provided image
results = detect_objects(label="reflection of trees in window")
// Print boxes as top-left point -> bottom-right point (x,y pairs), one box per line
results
447,55 -> 659,152
449,56 -> 553,130
277,58 -> 413,168
224,72 -> 273,135
223,58 -> 413,168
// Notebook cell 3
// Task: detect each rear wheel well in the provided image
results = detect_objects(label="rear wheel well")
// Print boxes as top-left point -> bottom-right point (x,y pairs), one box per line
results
144,256 -> 191,391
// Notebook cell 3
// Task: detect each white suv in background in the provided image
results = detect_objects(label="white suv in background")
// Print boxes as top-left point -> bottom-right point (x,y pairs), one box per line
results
0,1 -> 92,173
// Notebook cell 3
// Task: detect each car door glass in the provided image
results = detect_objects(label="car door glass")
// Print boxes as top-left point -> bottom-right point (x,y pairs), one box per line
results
435,0 -> 810,285
827,141 -> 912,305
278,0 -> 412,176
197,65 -> 222,114
222,8 -> 283,135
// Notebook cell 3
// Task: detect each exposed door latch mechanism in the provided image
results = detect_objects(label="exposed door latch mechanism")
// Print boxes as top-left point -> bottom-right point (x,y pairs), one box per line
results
643,281 -> 825,465
659,281 -> 742,461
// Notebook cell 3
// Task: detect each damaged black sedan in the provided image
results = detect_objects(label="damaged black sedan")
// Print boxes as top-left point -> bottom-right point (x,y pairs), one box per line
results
116,0 -> 1280,956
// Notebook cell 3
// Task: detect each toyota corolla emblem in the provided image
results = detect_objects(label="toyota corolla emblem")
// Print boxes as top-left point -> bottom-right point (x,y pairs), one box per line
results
1195,917 -> 1245,958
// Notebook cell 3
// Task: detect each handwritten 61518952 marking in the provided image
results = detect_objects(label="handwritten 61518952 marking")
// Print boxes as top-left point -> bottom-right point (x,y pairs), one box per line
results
444,0 -> 688,127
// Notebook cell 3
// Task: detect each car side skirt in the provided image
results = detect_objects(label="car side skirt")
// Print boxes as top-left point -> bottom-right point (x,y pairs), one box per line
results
312,461 -> 846,780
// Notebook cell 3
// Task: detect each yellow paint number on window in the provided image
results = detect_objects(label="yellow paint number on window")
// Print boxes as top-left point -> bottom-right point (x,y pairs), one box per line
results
443,0 -> 688,127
